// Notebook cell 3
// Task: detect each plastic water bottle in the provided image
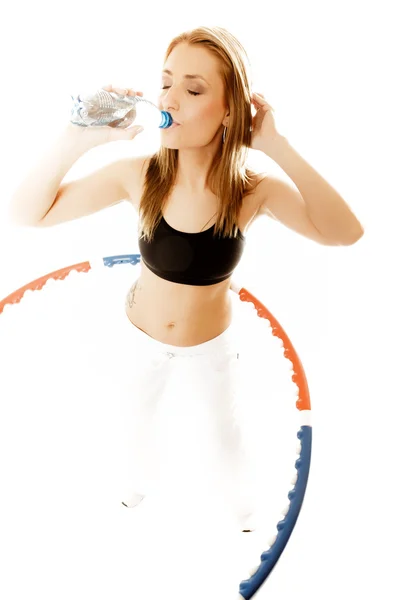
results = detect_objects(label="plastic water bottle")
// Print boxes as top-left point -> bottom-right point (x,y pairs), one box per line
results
70,88 -> 173,129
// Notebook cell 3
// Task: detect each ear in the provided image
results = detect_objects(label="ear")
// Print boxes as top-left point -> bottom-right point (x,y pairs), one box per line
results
223,113 -> 230,127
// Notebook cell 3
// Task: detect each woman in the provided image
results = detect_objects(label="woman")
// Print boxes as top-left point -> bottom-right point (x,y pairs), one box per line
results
8,26 -> 364,533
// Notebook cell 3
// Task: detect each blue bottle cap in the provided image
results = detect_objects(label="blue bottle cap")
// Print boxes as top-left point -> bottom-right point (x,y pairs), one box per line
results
159,111 -> 173,128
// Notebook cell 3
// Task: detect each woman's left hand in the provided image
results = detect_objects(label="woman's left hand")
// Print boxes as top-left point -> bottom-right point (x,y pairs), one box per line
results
250,92 -> 284,153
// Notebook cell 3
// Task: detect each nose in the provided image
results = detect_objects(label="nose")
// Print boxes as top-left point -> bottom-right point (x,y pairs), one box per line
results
157,98 -> 178,115
159,85 -> 180,112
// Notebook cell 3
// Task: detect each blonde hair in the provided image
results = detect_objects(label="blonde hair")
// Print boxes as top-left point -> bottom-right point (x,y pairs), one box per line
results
139,26 -> 259,242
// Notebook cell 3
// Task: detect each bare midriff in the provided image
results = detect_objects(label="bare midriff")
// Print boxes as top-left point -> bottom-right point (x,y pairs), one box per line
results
124,260 -> 233,347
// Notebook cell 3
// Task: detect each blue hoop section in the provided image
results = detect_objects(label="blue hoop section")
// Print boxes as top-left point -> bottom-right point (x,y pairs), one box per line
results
0,252 -> 312,600
239,427 -> 311,597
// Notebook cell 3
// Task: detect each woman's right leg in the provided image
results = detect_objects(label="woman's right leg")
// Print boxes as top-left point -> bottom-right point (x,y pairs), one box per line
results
118,349 -> 173,503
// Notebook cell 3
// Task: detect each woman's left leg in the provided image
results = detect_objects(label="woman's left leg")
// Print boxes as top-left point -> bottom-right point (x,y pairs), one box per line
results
156,332 -> 256,529
201,349 -> 256,528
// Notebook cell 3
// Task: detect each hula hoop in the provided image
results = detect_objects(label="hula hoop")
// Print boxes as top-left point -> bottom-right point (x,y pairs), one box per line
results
0,253 -> 312,599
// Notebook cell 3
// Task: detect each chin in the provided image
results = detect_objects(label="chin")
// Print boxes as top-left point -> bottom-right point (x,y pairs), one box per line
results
161,142 -> 180,150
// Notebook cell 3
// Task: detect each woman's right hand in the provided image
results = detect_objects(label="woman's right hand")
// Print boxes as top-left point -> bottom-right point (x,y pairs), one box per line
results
68,84 -> 145,147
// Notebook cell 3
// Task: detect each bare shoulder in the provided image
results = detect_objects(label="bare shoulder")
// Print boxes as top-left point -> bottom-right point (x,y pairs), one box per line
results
122,154 -> 153,212
252,170 -> 269,192
246,170 -> 269,213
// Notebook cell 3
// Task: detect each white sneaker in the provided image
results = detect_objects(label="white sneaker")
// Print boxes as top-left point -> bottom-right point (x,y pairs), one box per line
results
121,491 -> 146,508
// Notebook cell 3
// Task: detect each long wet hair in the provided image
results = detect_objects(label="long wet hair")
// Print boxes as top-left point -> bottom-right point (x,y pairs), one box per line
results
138,26 -> 259,242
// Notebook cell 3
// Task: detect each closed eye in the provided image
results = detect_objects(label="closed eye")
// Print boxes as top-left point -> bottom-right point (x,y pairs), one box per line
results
161,86 -> 200,96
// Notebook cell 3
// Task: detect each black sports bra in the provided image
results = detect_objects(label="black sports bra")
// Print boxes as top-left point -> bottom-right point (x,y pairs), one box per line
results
138,213 -> 246,286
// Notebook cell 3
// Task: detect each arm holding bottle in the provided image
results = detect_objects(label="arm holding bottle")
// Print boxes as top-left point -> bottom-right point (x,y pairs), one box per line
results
8,86 -> 144,228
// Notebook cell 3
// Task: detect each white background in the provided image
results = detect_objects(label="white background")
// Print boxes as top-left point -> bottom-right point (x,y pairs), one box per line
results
0,1 -> 399,598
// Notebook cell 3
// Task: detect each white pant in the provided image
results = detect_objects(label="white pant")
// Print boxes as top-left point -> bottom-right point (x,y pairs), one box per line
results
114,301 -> 256,522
